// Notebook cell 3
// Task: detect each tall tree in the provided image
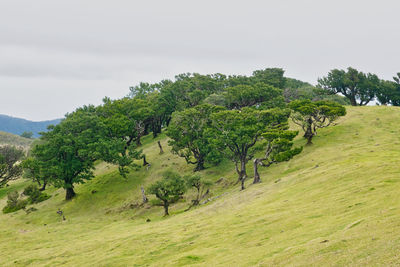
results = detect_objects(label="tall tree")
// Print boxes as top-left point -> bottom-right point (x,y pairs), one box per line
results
167,104 -> 224,171
210,108 -> 291,190
289,100 -> 346,145
35,106 -> 111,200
0,146 -> 24,188
318,67 -> 380,106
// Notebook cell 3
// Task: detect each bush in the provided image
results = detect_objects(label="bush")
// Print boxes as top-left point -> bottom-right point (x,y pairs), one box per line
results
2,191 -> 27,214
23,184 -> 51,204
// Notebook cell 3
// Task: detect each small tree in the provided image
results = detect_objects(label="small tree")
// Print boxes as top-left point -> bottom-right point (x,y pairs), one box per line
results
210,108 -> 291,190
2,191 -> 27,214
148,171 -> 186,216
0,146 -> 24,188
167,104 -> 224,171
22,156 -> 54,191
184,174 -> 212,206
23,184 -> 51,204
253,130 -> 302,183
20,131 -> 33,139
289,100 -> 346,145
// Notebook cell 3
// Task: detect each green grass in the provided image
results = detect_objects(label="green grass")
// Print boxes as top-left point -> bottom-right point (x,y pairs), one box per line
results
1,106 -> 400,266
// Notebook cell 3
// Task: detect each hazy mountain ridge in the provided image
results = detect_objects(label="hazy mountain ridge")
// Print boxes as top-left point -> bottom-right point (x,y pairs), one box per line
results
0,114 -> 61,138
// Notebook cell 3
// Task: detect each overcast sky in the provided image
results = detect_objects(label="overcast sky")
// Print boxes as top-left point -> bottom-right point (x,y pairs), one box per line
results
0,0 -> 399,121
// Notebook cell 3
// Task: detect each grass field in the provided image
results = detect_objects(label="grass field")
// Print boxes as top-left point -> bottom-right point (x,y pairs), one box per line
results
1,106 -> 400,266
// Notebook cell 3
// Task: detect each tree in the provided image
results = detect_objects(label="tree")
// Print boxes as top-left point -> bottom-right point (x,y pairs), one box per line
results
20,131 -> 33,139
223,82 -> 284,110
375,80 -> 398,105
35,106 -> 112,200
210,108 -> 291,190
2,191 -> 27,214
376,74 -> 400,106
318,67 -> 381,106
97,97 -> 145,176
253,130 -> 302,184
289,100 -> 346,145
148,171 -> 187,216
21,156 -> 49,191
0,146 -> 24,188
184,174 -> 212,206
167,104 -> 224,171
23,184 -> 50,204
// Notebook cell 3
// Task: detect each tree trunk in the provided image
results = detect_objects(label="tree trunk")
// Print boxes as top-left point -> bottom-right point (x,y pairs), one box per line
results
350,95 -> 357,106
143,155 -> 149,166
65,187 -> 76,200
163,202 -> 169,216
136,135 -> 142,146
240,159 -> 247,190
304,120 -> 314,145
157,141 -> 164,154
194,159 -> 205,172
253,159 -> 261,184
39,181 -> 47,191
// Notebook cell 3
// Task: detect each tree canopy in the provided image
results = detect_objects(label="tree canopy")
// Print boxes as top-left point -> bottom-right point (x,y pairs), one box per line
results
289,100 -> 346,145
167,104 -> 225,171
210,108 -> 291,190
318,67 -> 381,106
148,171 -> 186,216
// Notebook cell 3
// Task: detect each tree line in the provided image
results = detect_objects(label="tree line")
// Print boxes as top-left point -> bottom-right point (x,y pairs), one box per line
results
4,67 -> 379,216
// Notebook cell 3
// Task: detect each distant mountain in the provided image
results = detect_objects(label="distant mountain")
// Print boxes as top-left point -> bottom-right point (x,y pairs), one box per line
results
0,114 -> 62,138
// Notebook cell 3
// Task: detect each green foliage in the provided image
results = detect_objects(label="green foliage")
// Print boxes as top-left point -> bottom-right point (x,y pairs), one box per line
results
283,78 -> 350,105
20,131 -> 33,139
0,145 -> 24,188
32,106 -> 115,200
210,108 -> 291,189
252,68 -> 286,89
224,82 -> 284,109
23,184 -> 51,204
318,67 -> 381,106
167,104 -> 225,171
2,190 -> 27,213
254,129 -> 302,183
97,97 -> 146,176
21,156 -> 52,190
148,171 -> 187,215
375,75 -> 400,106
289,100 -> 346,144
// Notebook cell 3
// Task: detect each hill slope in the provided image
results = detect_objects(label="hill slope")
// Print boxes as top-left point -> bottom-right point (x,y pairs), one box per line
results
1,106 -> 400,266
0,114 -> 61,138
0,131 -> 33,149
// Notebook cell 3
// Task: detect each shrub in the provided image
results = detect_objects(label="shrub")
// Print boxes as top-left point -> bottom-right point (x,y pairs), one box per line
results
2,191 -> 27,214
23,184 -> 51,204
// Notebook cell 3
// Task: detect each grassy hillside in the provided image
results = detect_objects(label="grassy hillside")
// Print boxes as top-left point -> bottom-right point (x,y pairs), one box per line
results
1,106 -> 400,266
0,131 -> 33,149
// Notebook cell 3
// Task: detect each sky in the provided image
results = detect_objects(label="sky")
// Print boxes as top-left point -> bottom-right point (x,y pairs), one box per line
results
0,0 -> 399,121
